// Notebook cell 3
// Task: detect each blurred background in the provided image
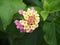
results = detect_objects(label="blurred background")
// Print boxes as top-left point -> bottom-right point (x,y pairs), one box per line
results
0,0 -> 60,45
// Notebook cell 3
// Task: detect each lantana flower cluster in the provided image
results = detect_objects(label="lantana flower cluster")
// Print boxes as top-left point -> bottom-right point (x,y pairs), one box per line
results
14,7 -> 40,33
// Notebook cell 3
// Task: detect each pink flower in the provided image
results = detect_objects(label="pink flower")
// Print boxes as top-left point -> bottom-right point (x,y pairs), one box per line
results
16,25 -> 20,29
20,29 -> 25,32
30,29 -> 33,33
31,7 -> 35,10
14,20 -> 24,30
14,20 -> 20,25
18,10 -> 23,15
19,25 -> 24,29
16,24 -> 24,29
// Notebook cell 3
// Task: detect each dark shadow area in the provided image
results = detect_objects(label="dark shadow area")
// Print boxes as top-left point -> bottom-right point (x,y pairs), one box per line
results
0,31 -> 10,45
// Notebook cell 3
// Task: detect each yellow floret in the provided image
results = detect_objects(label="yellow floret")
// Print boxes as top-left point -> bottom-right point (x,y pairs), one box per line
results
24,25 -> 29,29
30,25 -> 36,30
35,24 -> 39,28
24,25 -> 31,33
20,20 -> 27,25
26,29 -> 31,33
31,11 -> 35,15
27,11 -> 32,16
23,15 -> 28,20
35,19 -> 40,24
23,11 -> 27,15
33,11 -> 37,15
27,8 -> 31,12
35,16 -> 40,20
35,14 -> 40,19
35,14 -> 39,17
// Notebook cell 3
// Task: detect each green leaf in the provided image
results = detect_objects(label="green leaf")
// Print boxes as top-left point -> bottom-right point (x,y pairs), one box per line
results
0,18 -> 3,30
40,11 -> 48,21
30,0 -> 42,6
43,22 -> 57,45
0,0 -> 26,30
34,7 -> 42,13
55,17 -> 60,34
43,0 -> 60,11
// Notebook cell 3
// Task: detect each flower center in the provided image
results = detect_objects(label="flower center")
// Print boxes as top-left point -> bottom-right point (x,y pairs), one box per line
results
27,15 -> 35,25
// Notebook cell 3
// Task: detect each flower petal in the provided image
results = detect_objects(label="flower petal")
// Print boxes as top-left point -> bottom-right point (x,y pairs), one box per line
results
14,20 -> 20,25
18,10 -> 23,15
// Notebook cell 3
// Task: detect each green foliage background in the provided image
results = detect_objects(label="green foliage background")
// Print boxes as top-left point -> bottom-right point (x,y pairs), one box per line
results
0,0 -> 60,45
